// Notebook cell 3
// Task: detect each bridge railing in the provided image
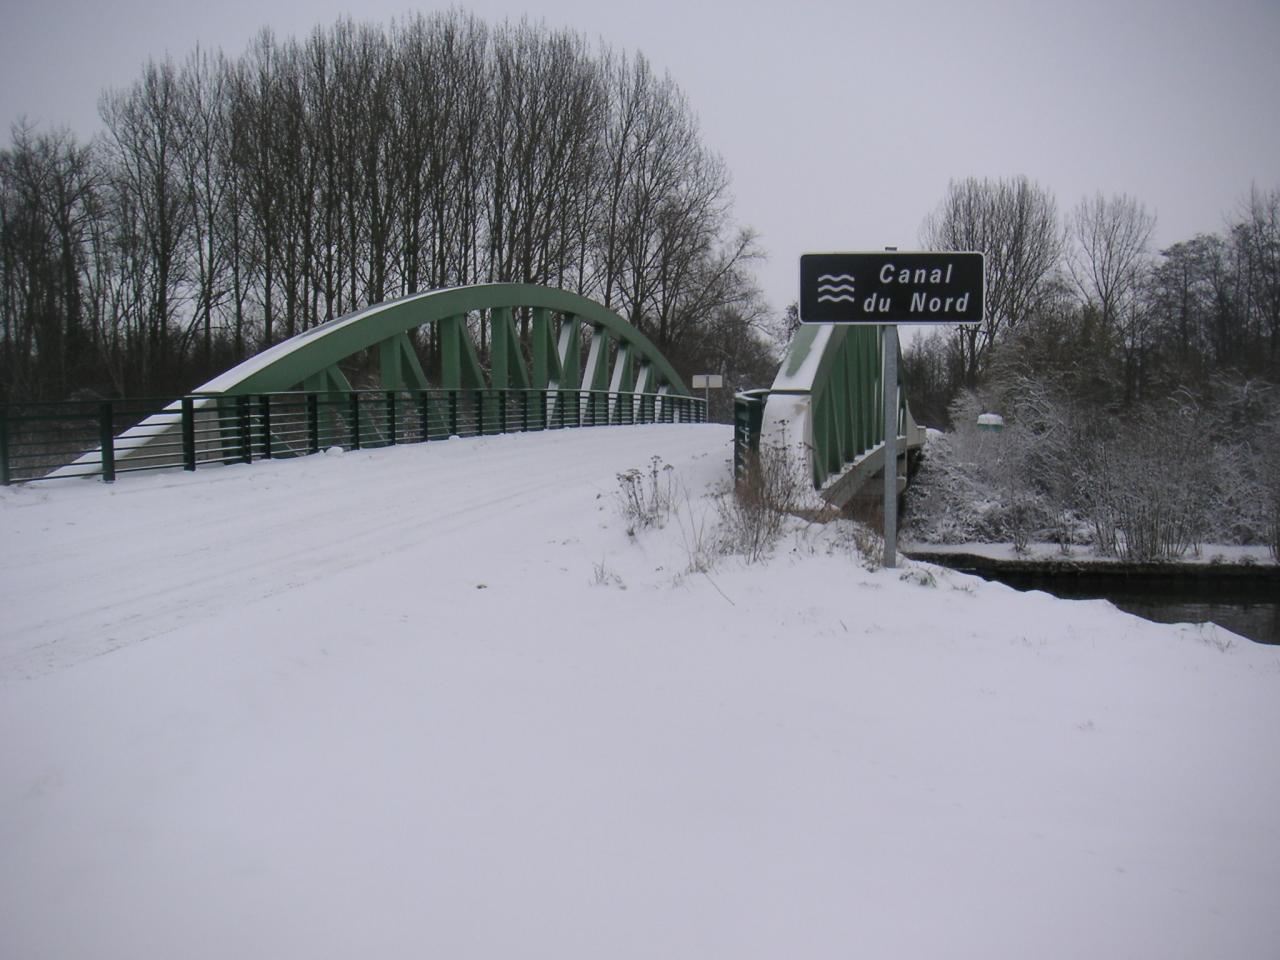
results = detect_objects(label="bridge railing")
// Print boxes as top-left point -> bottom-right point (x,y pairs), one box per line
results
0,387 -> 707,485
732,389 -> 769,484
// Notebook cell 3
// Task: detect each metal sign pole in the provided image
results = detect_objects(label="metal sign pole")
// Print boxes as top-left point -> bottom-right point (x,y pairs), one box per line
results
795,248 -> 984,569
882,324 -> 898,569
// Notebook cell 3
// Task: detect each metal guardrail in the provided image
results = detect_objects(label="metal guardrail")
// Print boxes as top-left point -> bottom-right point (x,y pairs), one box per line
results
732,389 -> 769,484
0,388 -> 707,484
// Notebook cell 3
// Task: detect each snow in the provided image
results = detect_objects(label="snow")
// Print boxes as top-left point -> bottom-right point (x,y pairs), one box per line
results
3,425 -> 1278,959
770,324 -> 833,393
904,540 -> 1277,566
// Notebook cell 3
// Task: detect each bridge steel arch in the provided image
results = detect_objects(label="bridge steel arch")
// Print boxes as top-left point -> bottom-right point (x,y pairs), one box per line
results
195,283 -> 690,400
59,284 -> 696,477
739,323 -> 925,508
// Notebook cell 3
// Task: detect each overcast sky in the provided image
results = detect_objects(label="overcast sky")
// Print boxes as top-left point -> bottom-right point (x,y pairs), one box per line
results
2,0 -> 1277,316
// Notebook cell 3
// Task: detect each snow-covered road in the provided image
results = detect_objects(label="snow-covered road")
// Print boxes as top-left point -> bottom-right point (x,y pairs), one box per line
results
2,425 -> 1278,959
1,426 -> 725,680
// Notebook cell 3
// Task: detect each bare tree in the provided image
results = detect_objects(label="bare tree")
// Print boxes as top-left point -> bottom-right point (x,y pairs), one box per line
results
100,58 -> 193,391
1236,185 -> 1280,362
486,22 -> 603,291
1068,192 -> 1155,329
1066,193 -> 1156,403
174,48 -> 232,370
0,124 -> 101,398
3,15 -> 767,398
921,176 -> 1064,385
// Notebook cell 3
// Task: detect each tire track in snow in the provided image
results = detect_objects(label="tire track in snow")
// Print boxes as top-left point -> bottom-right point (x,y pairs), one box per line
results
1,427 -> 724,680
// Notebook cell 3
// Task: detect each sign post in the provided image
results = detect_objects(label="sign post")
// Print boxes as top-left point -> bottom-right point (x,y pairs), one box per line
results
691,373 -> 723,411
798,250 -> 984,568
882,323 -> 898,568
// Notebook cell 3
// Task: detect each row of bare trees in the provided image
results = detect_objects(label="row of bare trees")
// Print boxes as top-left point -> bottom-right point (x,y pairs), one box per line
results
906,177 -> 1280,426
0,12 -> 768,402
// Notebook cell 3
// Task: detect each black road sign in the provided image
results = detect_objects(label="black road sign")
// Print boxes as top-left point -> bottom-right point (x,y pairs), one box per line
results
800,251 -> 984,324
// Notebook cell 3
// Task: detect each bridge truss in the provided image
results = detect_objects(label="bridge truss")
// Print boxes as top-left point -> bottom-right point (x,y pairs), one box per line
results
2,285 -> 704,483
734,323 -> 925,509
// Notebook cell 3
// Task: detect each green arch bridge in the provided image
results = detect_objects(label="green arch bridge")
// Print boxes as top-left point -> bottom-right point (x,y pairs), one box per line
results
6,283 -> 921,502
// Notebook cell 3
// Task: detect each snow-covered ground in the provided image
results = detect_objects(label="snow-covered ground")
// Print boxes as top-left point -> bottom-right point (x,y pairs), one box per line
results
3,425 -> 1278,959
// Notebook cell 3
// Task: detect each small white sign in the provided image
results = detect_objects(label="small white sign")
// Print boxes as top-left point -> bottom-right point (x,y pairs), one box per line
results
691,374 -> 723,389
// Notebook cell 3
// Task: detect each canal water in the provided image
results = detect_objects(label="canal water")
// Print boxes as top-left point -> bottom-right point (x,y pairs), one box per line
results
972,571 -> 1280,646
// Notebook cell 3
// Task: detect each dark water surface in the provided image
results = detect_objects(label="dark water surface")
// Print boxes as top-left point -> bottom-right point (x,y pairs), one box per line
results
1016,581 -> 1280,646
988,570 -> 1269,647
911,555 -> 1280,646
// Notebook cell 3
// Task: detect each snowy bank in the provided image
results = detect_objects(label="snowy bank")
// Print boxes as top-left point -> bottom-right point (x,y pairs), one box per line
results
905,540 -> 1277,567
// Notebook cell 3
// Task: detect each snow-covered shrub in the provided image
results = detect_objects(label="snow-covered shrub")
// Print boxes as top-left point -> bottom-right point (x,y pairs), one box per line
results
901,428 -> 1006,543
1262,415 -> 1280,562
1269,488 -> 1280,563
905,369 -> 1278,557
675,493 -> 719,574
1076,401 -> 1211,561
847,522 -> 884,571
1076,381 -> 1280,558
1196,380 -> 1280,550
719,435 -> 807,563
615,455 -> 677,534
903,387 -> 1075,548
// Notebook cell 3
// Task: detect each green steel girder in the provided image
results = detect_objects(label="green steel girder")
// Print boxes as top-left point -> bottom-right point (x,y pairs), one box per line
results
299,364 -> 382,447
438,314 -> 486,391
301,365 -> 352,448
556,318 -> 582,390
192,284 -> 690,400
531,306 -> 559,390
582,324 -> 613,392
580,324 -> 613,423
549,316 -> 583,425
378,332 -> 430,392
610,343 -> 636,393
489,306 -> 531,391
632,363 -> 657,423
634,362 -> 654,395
608,343 -> 637,420
302,364 -> 354,396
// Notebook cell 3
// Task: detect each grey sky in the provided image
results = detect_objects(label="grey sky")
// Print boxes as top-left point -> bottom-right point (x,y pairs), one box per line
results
3,0 -> 1277,317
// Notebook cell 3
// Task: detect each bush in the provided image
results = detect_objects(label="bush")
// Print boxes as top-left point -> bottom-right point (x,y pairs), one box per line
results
615,455 -> 677,534
1077,402 -> 1211,561
903,389 -> 1074,548
1262,417 -> 1280,562
718,435 -> 807,563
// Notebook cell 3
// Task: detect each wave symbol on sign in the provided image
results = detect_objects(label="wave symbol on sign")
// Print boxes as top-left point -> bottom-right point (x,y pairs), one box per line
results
817,272 -> 857,303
